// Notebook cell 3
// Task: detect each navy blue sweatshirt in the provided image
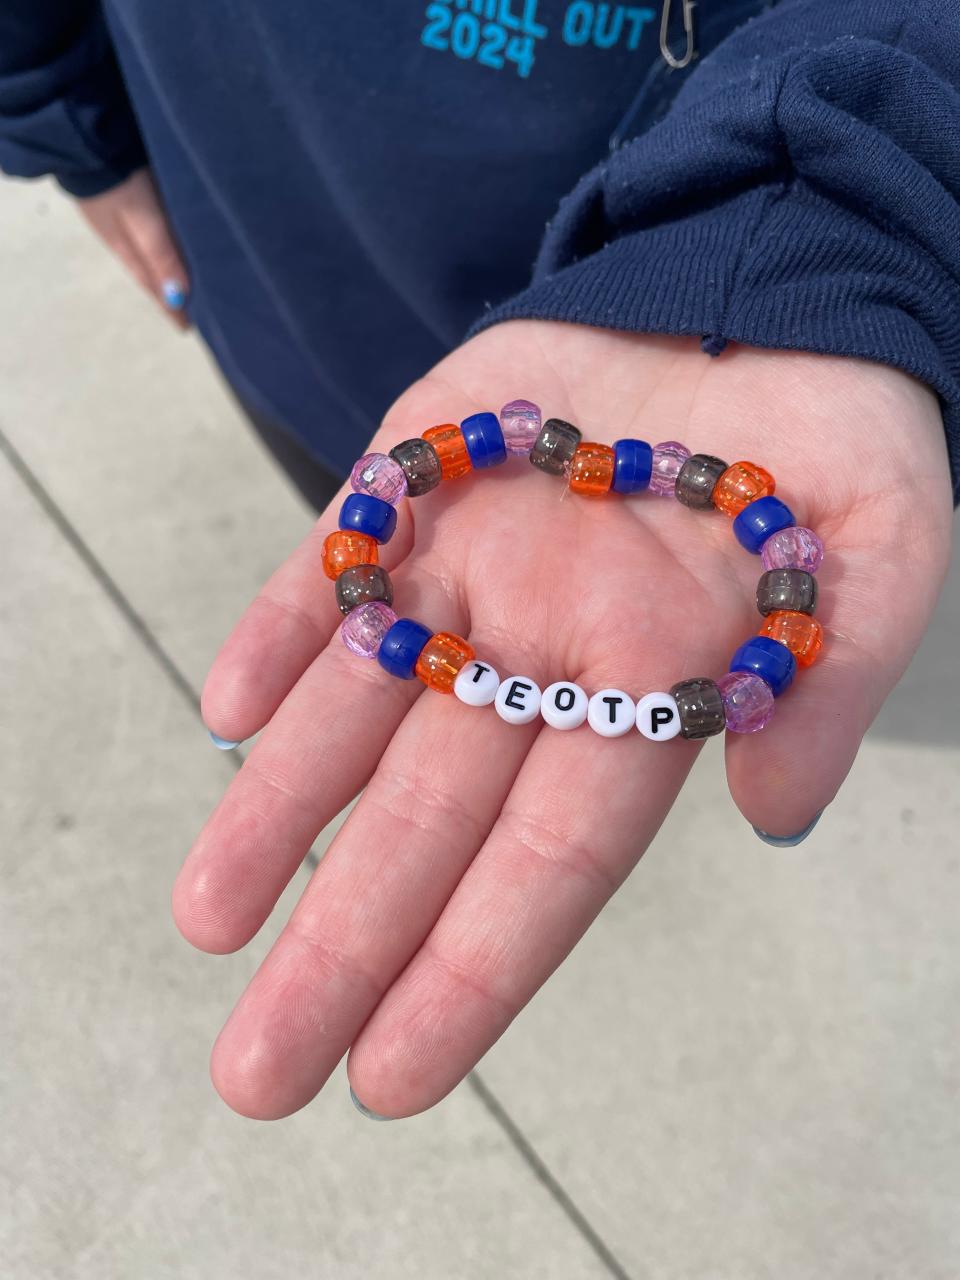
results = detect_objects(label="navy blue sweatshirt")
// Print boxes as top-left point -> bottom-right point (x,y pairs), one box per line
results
2,1 -> 959,501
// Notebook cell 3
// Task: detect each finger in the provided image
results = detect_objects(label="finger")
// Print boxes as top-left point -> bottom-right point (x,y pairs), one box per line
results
725,495 -> 953,841
206,625 -> 543,1119
176,552 -> 461,955
200,495 -> 414,744
343,691 -> 699,1120
119,171 -> 192,328
95,223 -> 155,298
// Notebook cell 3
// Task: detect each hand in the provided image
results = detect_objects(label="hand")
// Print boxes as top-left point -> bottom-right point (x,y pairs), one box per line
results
75,168 -> 190,329
174,322 -> 953,1120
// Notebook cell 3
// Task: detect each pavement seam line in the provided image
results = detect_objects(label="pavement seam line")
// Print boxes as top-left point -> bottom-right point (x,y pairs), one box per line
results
466,1071 -> 637,1280
0,426 -> 322,868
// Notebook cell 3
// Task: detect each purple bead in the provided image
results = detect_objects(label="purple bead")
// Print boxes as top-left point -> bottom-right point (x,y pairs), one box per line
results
341,601 -> 397,659
500,399 -> 541,456
649,440 -> 691,497
350,453 -> 407,506
760,526 -> 825,574
717,671 -> 775,734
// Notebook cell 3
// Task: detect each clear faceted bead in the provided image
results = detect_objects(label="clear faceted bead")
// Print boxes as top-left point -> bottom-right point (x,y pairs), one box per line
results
350,452 -> 407,505
760,526 -> 824,574
717,671 -> 774,733
341,601 -> 397,658
500,399 -> 541,456
649,440 -> 691,497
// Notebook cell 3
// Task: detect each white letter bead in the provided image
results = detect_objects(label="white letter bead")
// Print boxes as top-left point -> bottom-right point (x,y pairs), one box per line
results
540,681 -> 588,730
454,659 -> 500,707
495,676 -> 543,726
587,689 -> 636,738
635,692 -> 682,741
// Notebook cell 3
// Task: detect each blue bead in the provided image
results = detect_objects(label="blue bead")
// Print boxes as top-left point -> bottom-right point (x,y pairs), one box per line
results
733,495 -> 795,554
339,493 -> 398,544
461,412 -> 507,469
612,439 -> 653,493
377,618 -> 432,679
729,635 -> 796,697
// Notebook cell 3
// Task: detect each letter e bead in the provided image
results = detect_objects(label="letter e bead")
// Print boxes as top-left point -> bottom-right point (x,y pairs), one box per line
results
635,692 -> 682,741
495,676 -> 543,725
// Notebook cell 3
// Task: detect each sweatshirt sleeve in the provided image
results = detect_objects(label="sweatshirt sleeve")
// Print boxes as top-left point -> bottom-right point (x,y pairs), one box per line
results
0,1 -> 146,197
469,0 -> 960,505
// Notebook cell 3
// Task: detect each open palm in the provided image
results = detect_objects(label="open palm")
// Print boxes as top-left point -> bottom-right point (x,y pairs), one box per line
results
174,321 -> 953,1119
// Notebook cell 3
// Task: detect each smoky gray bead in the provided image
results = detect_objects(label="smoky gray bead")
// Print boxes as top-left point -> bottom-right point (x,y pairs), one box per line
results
756,568 -> 818,616
335,563 -> 394,616
388,438 -> 441,497
530,418 -> 582,477
674,453 -> 728,509
669,677 -> 726,740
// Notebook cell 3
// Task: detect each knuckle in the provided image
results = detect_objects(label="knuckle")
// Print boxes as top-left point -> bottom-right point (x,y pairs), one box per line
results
497,807 -> 620,897
371,762 -> 485,845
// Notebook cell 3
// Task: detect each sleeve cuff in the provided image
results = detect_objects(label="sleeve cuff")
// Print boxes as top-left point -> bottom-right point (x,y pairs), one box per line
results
468,187 -> 960,507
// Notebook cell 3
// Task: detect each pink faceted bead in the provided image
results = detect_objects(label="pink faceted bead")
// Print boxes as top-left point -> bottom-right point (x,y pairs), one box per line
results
500,399 -> 541,456
760,526 -> 824,574
350,452 -> 407,505
717,671 -> 775,734
649,440 -> 691,497
341,601 -> 397,659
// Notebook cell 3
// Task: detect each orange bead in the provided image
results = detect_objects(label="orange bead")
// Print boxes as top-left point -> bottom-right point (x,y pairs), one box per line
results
321,529 -> 378,581
415,631 -> 475,693
758,610 -> 824,668
712,460 -> 776,516
569,442 -> 615,496
422,424 -> 473,481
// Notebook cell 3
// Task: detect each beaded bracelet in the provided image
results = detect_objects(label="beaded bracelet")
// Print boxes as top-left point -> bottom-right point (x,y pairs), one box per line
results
322,402 -> 825,741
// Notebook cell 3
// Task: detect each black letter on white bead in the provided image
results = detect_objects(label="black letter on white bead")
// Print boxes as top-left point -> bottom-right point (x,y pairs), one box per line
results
506,680 -> 532,710
652,707 -> 674,734
554,686 -> 576,712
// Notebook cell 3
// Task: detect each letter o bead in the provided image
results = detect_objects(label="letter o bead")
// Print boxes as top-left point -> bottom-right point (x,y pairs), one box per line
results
454,660 -> 500,706
495,676 -> 542,725
635,692 -> 682,741
587,689 -> 636,737
541,681 -> 588,730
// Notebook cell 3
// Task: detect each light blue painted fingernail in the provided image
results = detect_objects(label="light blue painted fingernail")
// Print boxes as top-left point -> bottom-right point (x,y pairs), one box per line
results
162,279 -> 187,309
350,1086 -> 393,1121
208,729 -> 242,751
753,809 -> 824,847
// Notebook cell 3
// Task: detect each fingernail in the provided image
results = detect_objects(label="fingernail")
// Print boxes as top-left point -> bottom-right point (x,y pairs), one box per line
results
162,279 -> 187,310
350,1085 -> 393,1121
753,809 -> 824,847
208,729 -> 242,751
